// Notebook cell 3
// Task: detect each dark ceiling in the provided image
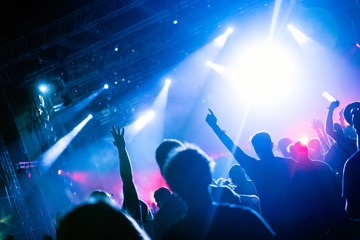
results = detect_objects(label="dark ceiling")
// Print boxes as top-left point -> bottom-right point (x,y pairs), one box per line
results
1,0 -> 360,134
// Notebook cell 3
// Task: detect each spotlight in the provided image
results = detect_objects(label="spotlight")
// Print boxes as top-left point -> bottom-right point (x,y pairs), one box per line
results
173,20 -> 178,24
165,78 -> 171,86
213,27 -> 234,48
104,84 -> 109,89
322,91 -> 337,103
287,24 -> 308,45
206,60 -> 212,66
58,169 -> 62,175
88,114 -> 93,119
39,84 -> 48,94
356,43 -> 360,48
114,47 -> 119,52
225,27 -> 234,35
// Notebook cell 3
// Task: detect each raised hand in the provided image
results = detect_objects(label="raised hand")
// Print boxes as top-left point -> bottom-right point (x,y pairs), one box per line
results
111,125 -> 125,149
206,108 -> 218,128
329,100 -> 340,110
311,119 -> 319,130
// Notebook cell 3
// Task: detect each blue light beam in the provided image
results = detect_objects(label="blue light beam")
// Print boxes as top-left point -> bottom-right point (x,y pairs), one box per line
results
39,114 -> 93,172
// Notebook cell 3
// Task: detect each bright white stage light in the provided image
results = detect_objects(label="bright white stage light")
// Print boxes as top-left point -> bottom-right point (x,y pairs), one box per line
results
214,27 -> 234,48
39,84 -> 48,93
288,24 -> 309,45
322,91 -> 337,103
134,111 -> 155,130
228,43 -> 298,104
225,27 -> 234,35
165,78 -> 172,86
88,114 -> 93,119
104,84 -> 109,89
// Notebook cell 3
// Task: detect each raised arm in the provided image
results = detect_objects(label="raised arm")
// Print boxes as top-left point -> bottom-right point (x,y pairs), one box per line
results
205,109 -> 256,167
326,101 -> 340,142
311,119 -> 330,153
111,126 -> 141,223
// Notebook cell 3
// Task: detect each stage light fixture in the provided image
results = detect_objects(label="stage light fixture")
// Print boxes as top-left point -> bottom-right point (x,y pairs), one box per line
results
165,78 -> 171,86
356,43 -> 360,48
322,91 -> 337,103
39,84 -> 48,93
104,84 -> 109,89
288,24 -> 308,45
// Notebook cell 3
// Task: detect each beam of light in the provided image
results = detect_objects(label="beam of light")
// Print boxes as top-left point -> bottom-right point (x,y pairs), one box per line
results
288,24 -> 311,45
134,111 -> 155,130
125,79 -> 171,144
268,0 -> 282,43
205,61 -> 230,76
356,43 -> 360,49
213,27 -> 234,48
38,114 -> 93,172
322,91 -> 337,103
74,88 -> 104,112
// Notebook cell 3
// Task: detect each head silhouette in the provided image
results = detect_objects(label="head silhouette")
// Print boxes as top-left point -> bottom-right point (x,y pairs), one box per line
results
228,164 -> 247,185
277,137 -> 293,157
164,145 -> 212,204
154,187 -> 172,208
155,139 -> 184,174
289,141 -> 309,162
251,132 -> 274,159
57,200 -> 149,240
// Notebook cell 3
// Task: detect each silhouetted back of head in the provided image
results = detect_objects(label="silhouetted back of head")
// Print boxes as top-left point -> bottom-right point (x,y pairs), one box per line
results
277,137 -> 292,157
155,139 -> 184,173
154,187 -> 172,208
89,189 -> 113,202
251,132 -> 273,158
228,164 -> 246,185
164,145 -> 212,203
333,122 -> 344,135
307,138 -> 321,153
289,141 -> 309,162
57,200 -> 149,240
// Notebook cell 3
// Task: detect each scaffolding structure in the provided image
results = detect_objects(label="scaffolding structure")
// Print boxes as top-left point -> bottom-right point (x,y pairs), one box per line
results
0,139 -> 35,240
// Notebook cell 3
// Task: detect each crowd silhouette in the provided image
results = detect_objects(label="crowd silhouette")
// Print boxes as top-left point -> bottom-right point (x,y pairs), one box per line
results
5,99 -> 360,240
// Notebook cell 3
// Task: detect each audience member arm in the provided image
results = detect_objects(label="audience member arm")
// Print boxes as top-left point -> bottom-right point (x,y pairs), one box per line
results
111,126 -> 141,221
326,101 -> 340,142
206,109 -> 256,167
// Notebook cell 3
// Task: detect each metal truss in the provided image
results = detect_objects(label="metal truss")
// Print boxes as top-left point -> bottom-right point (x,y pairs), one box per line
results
0,140 -> 35,240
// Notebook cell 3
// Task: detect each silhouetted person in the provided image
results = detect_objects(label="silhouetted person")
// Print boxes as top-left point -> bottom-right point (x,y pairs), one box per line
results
155,139 -> 184,175
152,186 -> 186,240
163,145 -> 275,240
228,164 -> 258,196
152,140 -> 187,239
343,101 -> 360,220
308,138 -> 325,161
289,141 -> 347,239
326,101 -> 357,178
277,137 -> 293,158
111,126 -> 153,227
206,109 -> 300,239
56,200 -> 150,240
